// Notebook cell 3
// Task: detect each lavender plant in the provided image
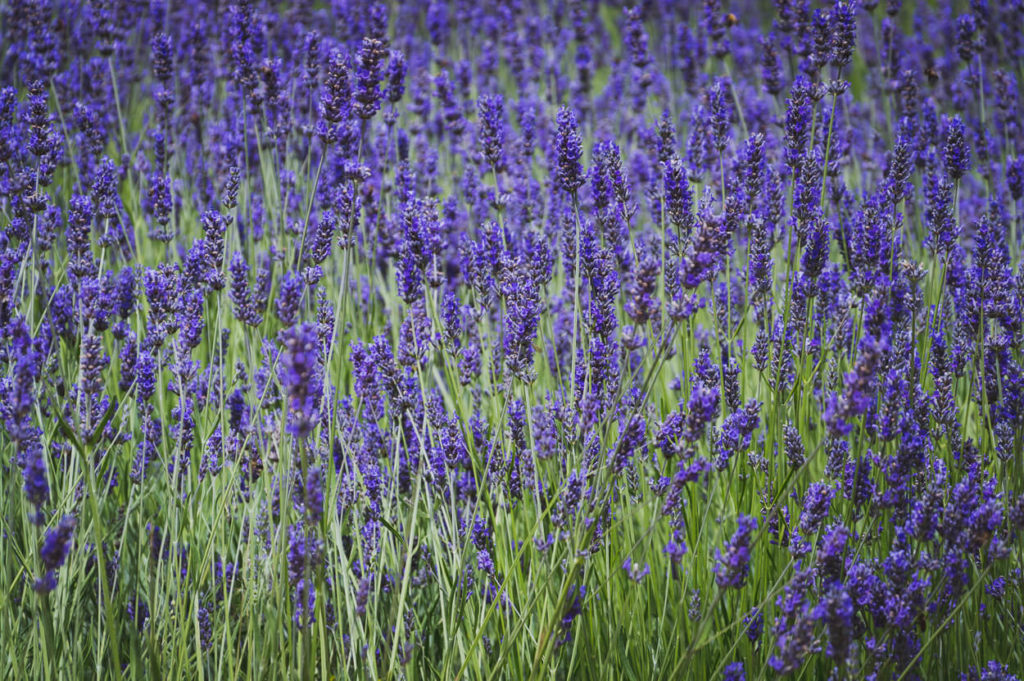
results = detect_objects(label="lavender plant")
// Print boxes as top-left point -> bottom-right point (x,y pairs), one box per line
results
1,1 -> 1023,680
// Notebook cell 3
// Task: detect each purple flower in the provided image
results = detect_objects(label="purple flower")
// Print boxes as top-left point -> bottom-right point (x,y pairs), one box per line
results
707,79 -> 731,152
275,272 -> 304,327
556,585 -> 586,647
81,334 -> 109,396
784,423 -> 805,468
67,195 -> 95,280
723,662 -> 745,681
925,172 -> 958,256
622,558 -> 650,583
353,37 -> 385,120
35,516 -> 76,593
200,211 -> 227,288
664,156 -> 694,237
304,465 -> 324,523
713,514 -> 757,589
477,548 -> 495,574
814,584 -> 854,662
744,608 -> 764,642
502,266 -> 541,383
624,247 -> 660,325
944,116 -> 971,181
716,400 -> 761,468
955,13 -> 978,63
799,483 -> 834,534
151,32 -> 173,83
663,530 -> 688,564
1007,158 -> 1024,201
784,78 -> 813,170
608,415 -> 646,474
293,579 -> 316,630
478,94 -> 505,170
960,661 -> 1021,681
683,383 -> 720,442
817,524 -> 849,582
385,50 -> 407,104
229,252 -> 263,327
396,244 -> 423,305
829,2 -> 856,68
761,35 -> 785,96
322,48 -> 350,119
623,6 -> 651,70
554,106 -> 584,194
768,567 -> 816,674
145,172 -> 173,242
279,323 -> 323,439
287,524 -> 322,585
21,434 -> 48,523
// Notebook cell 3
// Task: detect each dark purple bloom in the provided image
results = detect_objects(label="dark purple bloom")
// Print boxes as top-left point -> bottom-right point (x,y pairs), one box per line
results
624,247 -> 660,325
478,94 -> 505,170
745,608 -> 764,642
477,548 -> 494,574
556,585 -> 586,647
67,195 -> 96,280
1007,158 -> 1024,201
716,400 -> 761,467
200,211 -> 227,288
944,116 -> 971,181
151,32 -> 173,83
35,516 -> 76,593
713,514 -> 757,589
320,49 -> 350,128
229,252 -> 263,327
817,524 -> 849,582
814,584 -> 854,662
784,423 -> 805,468
304,465 -> 324,523
799,483 -> 834,534
293,579 -> 316,630
609,415 -> 646,474
554,106 -> 585,194
21,435 -> 48,521
624,6 -> 651,71
502,266 -> 541,382
81,334 -> 109,396
353,37 -> 385,120
723,662 -> 745,681
279,323 -> 323,439
145,172 -> 173,242
784,78 -> 813,170
955,13 -> 977,63
768,568 -> 816,674
664,156 -> 693,237
275,272 -> 304,327
385,50 -> 406,104
829,1 -> 856,68
707,79 -> 731,153
959,661 -> 1021,681
925,172 -> 958,256
761,35 -> 785,96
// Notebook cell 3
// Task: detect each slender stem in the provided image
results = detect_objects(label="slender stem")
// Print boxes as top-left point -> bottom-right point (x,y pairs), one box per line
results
295,152 -> 327,268
107,58 -> 131,160
568,191 -> 582,411
39,590 -> 58,681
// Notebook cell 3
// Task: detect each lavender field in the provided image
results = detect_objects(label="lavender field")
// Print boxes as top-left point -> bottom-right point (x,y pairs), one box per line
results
2,0 -> 1024,679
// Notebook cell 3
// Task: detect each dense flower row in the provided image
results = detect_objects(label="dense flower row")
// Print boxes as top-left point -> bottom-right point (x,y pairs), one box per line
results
1,0 -> 1024,679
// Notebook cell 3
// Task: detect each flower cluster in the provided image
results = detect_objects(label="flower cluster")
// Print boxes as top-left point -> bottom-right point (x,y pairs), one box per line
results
1,1 -> 1023,679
